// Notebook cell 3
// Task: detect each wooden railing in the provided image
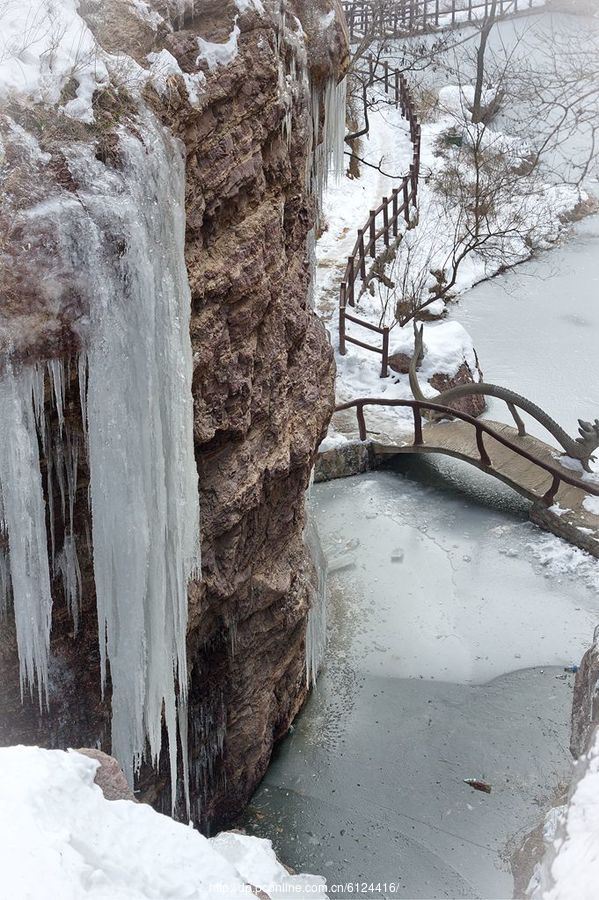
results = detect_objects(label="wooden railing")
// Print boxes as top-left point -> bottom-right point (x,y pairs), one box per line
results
339,60 -> 421,378
342,0 -> 539,39
336,397 -> 599,506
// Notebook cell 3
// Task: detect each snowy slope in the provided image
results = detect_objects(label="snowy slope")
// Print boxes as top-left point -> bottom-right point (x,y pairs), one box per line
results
0,746 -> 327,900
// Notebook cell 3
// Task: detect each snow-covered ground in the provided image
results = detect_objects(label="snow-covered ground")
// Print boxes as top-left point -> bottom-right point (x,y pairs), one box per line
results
316,12 -> 586,440
0,745 -> 326,900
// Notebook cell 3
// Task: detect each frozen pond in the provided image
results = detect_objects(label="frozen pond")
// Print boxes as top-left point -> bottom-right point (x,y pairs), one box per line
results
449,215 -> 599,443
240,461 -> 599,899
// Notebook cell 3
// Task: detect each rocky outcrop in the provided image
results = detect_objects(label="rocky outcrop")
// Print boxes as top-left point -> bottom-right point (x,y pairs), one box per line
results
570,626 -> 599,759
0,0 -> 347,830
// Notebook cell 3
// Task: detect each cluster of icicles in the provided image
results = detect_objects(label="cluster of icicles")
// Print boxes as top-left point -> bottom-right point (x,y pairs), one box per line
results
0,0 -> 345,811
0,112 -> 200,809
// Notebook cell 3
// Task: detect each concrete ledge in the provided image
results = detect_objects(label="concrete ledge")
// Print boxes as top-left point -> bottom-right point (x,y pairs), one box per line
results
314,440 -> 372,482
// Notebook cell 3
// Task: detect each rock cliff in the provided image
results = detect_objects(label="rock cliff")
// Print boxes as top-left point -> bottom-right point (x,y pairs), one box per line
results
0,0 -> 348,829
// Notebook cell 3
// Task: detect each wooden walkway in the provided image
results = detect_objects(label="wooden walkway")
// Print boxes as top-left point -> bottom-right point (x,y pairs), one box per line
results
323,400 -> 599,558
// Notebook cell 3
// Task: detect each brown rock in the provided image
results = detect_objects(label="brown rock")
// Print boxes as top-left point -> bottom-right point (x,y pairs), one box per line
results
76,749 -> 137,802
570,626 -> 599,759
387,351 -> 412,374
430,360 -> 486,418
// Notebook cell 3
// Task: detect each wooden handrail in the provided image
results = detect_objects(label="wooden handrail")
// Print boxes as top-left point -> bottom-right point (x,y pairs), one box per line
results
335,397 -> 599,504
339,57 -> 420,378
342,0 -> 537,38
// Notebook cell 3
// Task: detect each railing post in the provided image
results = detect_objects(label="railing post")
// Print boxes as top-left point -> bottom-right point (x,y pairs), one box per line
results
383,198 -> 389,247
381,327 -> 389,378
358,229 -> 366,280
476,425 -> 491,467
339,302 -> 346,355
384,60 -> 389,94
392,188 -> 399,236
468,0 -> 473,20
413,405 -> 423,446
369,212 -> 376,258
435,0 -> 439,26
403,178 -> 410,222
451,2 -> 456,25
542,474 -> 561,507
347,256 -> 355,307
357,403 -> 367,441
368,53 -> 374,83
394,69 -> 400,109
409,164 -> 417,202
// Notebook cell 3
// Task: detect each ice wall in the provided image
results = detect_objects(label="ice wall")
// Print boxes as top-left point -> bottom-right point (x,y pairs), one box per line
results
0,112 -> 200,804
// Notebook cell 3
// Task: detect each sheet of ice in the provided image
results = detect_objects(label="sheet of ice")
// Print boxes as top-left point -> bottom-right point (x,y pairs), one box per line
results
0,745 -> 327,900
313,470 -> 599,684
448,214 -> 599,470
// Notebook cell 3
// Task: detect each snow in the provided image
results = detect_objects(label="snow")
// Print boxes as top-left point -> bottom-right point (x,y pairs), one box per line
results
315,32 -> 582,429
529,729 -> 599,900
583,495 -> 599,516
147,49 -> 206,105
235,0 -> 265,13
196,21 -> 240,71
0,0 -> 109,123
0,746 -> 327,900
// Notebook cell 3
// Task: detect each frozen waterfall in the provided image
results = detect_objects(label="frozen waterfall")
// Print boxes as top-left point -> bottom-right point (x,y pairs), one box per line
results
0,112 -> 200,805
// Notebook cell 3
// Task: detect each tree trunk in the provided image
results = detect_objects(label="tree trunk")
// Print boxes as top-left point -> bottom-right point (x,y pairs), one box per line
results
472,0 -> 498,124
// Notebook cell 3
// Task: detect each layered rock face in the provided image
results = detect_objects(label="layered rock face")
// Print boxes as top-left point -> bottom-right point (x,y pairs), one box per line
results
0,0 -> 347,829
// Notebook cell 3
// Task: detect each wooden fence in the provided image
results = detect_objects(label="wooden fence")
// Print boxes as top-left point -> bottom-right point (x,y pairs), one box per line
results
342,0 -> 539,39
339,59 -> 421,378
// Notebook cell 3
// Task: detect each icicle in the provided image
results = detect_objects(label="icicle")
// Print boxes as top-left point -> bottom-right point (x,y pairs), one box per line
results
55,534 -> 82,633
0,544 -> 11,618
78,353 -> 88,444
0,363 -> 52,707
63,111 -> 201,799
47,358 -> 65,436
304,498 -> 327,687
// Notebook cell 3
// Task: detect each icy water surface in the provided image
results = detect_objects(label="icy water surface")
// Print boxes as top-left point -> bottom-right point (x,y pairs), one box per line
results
450,215 -> 599,443
240,460 -> 599,899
